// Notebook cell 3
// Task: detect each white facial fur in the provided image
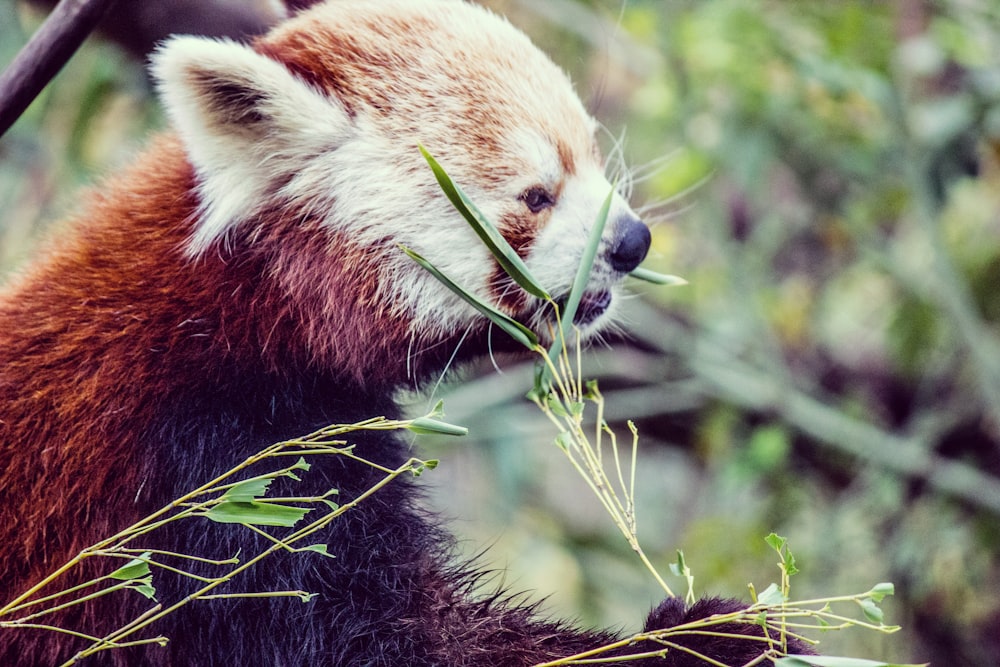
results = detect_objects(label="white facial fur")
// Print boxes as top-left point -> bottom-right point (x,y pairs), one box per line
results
152,0 -> 645,349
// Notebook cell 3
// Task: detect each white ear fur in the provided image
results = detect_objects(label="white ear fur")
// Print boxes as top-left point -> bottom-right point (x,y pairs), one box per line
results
152,36 -> 352,254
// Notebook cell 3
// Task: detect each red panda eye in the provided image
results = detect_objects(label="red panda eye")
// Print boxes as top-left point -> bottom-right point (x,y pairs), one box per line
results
520,186 -> 555,214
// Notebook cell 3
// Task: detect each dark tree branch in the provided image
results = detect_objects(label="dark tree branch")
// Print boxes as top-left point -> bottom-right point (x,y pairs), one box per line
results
1,0 -> 287,139
23,0 -> 287,59
0,0 -> 119,139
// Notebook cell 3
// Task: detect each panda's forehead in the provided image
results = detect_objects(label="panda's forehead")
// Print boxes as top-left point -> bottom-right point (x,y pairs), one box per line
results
504,126 -> 597,189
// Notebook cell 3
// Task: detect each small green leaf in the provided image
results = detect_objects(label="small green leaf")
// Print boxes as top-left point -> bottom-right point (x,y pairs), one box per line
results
546,394 -> 569,418
130,576 -> 157,600
755,583 -> 785,606
669,551 -> 688,577
765,533 -> 787,551
411,460 -> 439,476
223,478 -> 273,503
776,657 -> 929,667
204,501 -> 310,527
402,245 -> 539,349
419,146 -> 549,299
554,432 -> 573,451
670,551 -> 696,604
529,363 -> 553,399
859,598 -> 884,624
109,553 -> 152,581
300,544 -> 336,559
785,549 -> 800,577
629,267 -> 688,286
407,417 -> 469,437
869,582 -> 895,602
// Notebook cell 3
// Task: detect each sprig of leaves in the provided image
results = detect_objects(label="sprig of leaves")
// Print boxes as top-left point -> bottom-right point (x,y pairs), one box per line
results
0,408 -> 463,665
412,151 -> 918,667
412,147 -> 684,596
536,536 -> 922,666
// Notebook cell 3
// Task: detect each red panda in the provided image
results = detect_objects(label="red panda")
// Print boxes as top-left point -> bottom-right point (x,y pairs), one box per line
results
0,1 -> 814,664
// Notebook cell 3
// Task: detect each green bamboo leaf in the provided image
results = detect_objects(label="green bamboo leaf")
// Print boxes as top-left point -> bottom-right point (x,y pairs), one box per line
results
546,394 -> 569,418
859,598 -> 884,624
869,582 -> 895,602
528,364 -> 550,402
554,431 -> 573,451
407,417 -> 468,436
559,185 -> 614,337
299,544 -> 336,559
669,551 -> 688,577
419,146 -> 550,300
629,267 -> 688,286
538,185 -> 614,387
765,533 -> 787,551
755,582 -> 785,606
222,478 -> 273,503
109,553 -> 152,581
785,549 -> 800,577
204,501 -> 310,527
130,576 -> 157,600
411,459 -> 439,476
427,400 -> 447,420
402,245 -> 538,349
777,657 -> 929,667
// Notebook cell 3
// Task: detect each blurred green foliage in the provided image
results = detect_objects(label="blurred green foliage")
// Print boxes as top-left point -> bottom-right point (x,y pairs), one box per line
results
435,1 -> 1000,664
2,0 -> 1000,665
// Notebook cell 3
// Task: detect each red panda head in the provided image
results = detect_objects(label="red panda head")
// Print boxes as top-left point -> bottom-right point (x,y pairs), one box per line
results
152,0 -> 649,381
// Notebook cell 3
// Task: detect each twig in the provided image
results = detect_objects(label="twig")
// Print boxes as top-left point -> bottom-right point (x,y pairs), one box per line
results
0,0 -> 119,138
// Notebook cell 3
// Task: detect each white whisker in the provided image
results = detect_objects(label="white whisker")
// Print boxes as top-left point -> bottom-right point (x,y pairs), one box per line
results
426,322 -> 474,408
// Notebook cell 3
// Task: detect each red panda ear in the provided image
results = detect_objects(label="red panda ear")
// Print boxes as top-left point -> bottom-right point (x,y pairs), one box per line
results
152,36 -> 353,255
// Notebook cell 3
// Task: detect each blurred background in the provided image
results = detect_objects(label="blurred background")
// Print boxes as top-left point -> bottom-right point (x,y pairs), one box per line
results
2,0 -> 999,664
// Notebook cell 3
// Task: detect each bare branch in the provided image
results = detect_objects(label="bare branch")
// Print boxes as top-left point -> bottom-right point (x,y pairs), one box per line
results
22,0 -> 286,59
0,0 -> 287,140
0,0 -> 118,139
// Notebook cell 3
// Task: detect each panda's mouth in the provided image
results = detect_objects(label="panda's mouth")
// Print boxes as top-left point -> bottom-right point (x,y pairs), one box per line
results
554,290 -> 612,328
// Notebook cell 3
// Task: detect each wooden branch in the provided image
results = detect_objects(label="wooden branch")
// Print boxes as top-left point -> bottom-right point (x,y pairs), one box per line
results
0,0 -> 118,139
22,0 -> 288,59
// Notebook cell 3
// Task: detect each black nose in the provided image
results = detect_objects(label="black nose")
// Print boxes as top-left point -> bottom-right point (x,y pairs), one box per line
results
609,215 -> 651,273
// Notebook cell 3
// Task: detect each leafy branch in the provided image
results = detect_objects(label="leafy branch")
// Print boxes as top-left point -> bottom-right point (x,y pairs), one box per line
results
0,408 -> 462,665
533,537 -> 920,667
412,146 -> 684,596
411,148 -> 919,666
